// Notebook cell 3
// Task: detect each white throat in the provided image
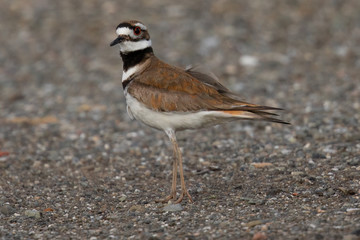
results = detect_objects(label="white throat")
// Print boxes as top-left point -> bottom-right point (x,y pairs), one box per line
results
119,39 -> 152,53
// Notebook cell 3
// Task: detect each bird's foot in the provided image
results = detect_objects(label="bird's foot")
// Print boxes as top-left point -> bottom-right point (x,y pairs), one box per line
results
156,189 -> 193,203
155,192 -> 176,203
175,189 -> 193,204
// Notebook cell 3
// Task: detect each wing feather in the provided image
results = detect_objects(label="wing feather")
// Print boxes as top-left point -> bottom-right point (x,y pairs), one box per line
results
127,57 -> 288,124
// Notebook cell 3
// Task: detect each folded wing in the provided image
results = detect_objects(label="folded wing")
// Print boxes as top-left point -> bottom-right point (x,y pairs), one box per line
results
127,58 -> 289,124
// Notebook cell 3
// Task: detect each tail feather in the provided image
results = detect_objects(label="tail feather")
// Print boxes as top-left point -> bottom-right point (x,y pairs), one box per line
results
220,108 -> 290,125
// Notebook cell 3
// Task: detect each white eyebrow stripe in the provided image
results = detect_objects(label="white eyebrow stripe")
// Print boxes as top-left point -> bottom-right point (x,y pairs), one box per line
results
134,23 -> 147,30
116,27 -> 132,36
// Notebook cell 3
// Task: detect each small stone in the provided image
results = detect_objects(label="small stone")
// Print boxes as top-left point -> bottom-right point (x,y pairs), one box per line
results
108,213 -> 120,220
163,204 -> 183,212
347,157 -> 360,166
239,55 -> 259,67
281,149 -> 291,155
346,208 -> 360,213
249,199 -> 264,205
128,205 -> 145,213
251,162 -> 273,168
119,195 -> 127,202
314,188 -> 325,196
24,209 -> 41,219
32,161 -> 42,169
144,170 -> 151,177
196,187 -> 203,193
338,187 -> 356,195
240,197 -> 264,205
245,220 -> 263,228
143,218 -> 151,224
0,205 -> 16,216
325,188 -> 335,196
252,232 -> 267,240
291,171 -> 306,177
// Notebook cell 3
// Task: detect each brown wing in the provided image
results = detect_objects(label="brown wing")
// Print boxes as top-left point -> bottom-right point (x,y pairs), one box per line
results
185,65 -> 230,93
185,66 -> 291,124
185,66 -> 263,103
127,57 -> 286,118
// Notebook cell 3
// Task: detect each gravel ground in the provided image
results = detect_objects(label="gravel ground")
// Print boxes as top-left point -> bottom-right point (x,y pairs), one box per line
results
1,1 -> 360,239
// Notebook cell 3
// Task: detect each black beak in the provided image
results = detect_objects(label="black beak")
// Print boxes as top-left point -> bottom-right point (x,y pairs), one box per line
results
110,36 -> 124,47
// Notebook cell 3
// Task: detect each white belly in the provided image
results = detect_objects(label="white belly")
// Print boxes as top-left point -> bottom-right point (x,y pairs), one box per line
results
125,93 -> 237,131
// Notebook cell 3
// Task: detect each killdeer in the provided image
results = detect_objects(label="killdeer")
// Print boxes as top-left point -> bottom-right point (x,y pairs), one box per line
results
110,20 -> 289,203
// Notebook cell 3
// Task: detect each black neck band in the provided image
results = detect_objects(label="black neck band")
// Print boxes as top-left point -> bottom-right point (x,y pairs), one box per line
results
122,79 -> 131,89
120,47 -> 153,71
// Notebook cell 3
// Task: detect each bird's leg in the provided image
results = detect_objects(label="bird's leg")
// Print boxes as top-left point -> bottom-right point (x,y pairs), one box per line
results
167,129 -> 193,203
156,151 -> 177,203
174,141 -> 193,203
156,129 -> 178,203
170,150 -> 177,199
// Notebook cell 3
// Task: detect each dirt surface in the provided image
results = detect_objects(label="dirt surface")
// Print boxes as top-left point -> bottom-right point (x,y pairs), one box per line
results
1,1 -> 360,239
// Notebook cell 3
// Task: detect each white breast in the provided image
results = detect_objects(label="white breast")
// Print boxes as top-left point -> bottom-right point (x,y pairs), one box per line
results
124,93 -> 239,131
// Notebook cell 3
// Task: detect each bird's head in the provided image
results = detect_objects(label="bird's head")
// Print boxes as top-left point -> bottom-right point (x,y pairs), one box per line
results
110,20 -> 152,54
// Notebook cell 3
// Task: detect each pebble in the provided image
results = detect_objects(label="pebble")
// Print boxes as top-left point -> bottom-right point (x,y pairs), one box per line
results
314,188 -> 325,196
119,195 -> 127,202
239,55 -> 259,67
245,220 -> 263,228
291,171 -> 306,177
338,187 -> 356,195
162,204 -> 183,212
326,188 -> 335,196
240,197 -> 264,205
346,208 -> 360,213
24,209 -> 41,219
128,205 -> 145,213
252,232 -> 267,240
0,205 -> 16,216
347,157 -> 359,166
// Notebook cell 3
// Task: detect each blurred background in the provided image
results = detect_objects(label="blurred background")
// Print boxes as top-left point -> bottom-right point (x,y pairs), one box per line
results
0,0 -> 359,239
1,0 -> 359,127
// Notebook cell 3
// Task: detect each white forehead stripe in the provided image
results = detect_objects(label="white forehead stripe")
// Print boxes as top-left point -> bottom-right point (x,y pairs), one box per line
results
116,27 -> 132,36
134,23 -> 147,30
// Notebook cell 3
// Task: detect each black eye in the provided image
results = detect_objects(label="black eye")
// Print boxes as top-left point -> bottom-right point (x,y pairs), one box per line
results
133,27 -> 141,35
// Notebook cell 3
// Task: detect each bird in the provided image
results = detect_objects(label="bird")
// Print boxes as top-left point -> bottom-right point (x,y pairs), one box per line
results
110,20 -> 289,203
